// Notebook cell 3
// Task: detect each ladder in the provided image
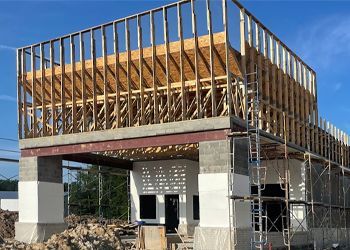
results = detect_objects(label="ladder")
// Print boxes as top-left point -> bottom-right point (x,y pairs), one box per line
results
246,64 -> 267,249
227,136 -> 237,249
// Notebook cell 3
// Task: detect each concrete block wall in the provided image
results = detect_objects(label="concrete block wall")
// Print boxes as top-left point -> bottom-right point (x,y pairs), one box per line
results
16,156 -> 66,243
19,156 -> 62,183
195,138 -> 251,250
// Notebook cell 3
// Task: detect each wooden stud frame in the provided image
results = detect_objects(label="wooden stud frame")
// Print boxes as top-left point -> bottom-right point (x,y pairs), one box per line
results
17,0 -> 350,167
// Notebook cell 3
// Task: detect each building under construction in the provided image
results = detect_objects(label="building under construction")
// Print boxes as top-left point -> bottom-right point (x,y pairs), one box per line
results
16,0 -> 350,249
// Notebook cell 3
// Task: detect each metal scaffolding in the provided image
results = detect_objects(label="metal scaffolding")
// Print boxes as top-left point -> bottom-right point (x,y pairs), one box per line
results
64,164 -> 130,222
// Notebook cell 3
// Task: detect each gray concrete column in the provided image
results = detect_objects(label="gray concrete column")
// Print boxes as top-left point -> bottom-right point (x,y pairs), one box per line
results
194,138 -> 252,250
15,156 -> 67,243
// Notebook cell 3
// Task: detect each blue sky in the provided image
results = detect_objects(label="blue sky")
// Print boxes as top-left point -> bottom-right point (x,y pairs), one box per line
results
0,0 -> 349,178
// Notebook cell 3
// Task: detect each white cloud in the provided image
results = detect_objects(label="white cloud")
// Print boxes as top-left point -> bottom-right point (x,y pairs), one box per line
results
0,44 -> 16,51
296,15 -> 350,69
0,95 -> 16,102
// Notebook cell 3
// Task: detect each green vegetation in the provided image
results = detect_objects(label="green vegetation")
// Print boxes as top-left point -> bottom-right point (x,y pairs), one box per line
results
0,179 -> 18,191
64,165 -> 129,220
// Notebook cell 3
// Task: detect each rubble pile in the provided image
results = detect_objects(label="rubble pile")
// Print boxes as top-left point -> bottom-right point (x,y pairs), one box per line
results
65,214 -> 137,235
0,223 -> 125,250
0,209 -> 18,239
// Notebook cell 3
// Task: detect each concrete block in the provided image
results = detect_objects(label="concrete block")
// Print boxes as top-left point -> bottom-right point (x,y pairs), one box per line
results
19,156 -> 62,183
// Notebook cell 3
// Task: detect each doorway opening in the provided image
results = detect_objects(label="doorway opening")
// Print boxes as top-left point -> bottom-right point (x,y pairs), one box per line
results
165,194 -> 179,233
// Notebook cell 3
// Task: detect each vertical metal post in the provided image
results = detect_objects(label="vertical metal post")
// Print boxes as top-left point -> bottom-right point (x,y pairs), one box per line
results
98,165 -> 103,220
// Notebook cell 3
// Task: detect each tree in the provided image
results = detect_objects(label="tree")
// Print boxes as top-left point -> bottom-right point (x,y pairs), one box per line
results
0,179 -> 18,191
65,165 -> 129,220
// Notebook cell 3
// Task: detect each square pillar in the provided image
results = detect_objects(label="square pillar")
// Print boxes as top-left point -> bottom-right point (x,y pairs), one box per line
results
194,138 -> 252,250
15,156 -> 66,243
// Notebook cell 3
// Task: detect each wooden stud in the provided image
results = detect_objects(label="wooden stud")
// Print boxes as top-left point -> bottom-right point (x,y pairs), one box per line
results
191,0 -> 201,118
239,9 -> 247,117
70,36 -> 77,133
50,41 -> 56,135
80,33 -> 87,132
22,49 -> 28,138
31,46 -> 37,138
223,0 -> 232,116
90,30 -> 98,130
177,3 -> 186,121
163,8 -> 172,122
40,44 -> 47,136
263,30 -> 270,133
207,0 -> 216,117
150,11 -> 159,124
102,26 -> 110,129
17,50 -> 23,139
137,16 -> 145,125
60,39 -> 66,134
113,23 -> 121,128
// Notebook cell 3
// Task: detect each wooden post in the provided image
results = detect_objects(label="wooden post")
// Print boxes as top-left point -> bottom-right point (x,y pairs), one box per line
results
150,11 -> 159,124
191,0 -> 201,118
177,3 -> 186,121
137,16 -> 145,125
40,44 -> 47,137
31,46 -> 37,138
80,33 -> 87,132
17,49 -> 23,139
207,0 -> 217,117
239,8 -> 247,118
163,8 -> 172,122
90,30 -> 98,130
113,23 -> 121,128
50,41 -> 56,135
70,35 -> 77,133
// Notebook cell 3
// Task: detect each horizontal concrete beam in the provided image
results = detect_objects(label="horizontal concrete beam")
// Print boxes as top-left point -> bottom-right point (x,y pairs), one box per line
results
20,117 -> 232,150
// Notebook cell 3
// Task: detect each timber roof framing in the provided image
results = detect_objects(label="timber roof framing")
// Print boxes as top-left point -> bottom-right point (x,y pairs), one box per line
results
17,0 -> 350,167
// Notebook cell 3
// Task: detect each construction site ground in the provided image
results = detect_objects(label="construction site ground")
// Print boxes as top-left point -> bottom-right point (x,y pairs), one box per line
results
0,209 -> 137,250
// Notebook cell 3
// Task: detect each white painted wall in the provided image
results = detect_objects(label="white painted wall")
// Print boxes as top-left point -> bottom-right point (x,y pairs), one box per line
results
18,181 -> 64,223
0,199 -> 18,211
130,159 -> 199,227
198,173 -> 251,228
263,159 -> 307,230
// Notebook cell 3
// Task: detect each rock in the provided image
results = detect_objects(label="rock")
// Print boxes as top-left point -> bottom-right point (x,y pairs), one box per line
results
0,209 -> 18,239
